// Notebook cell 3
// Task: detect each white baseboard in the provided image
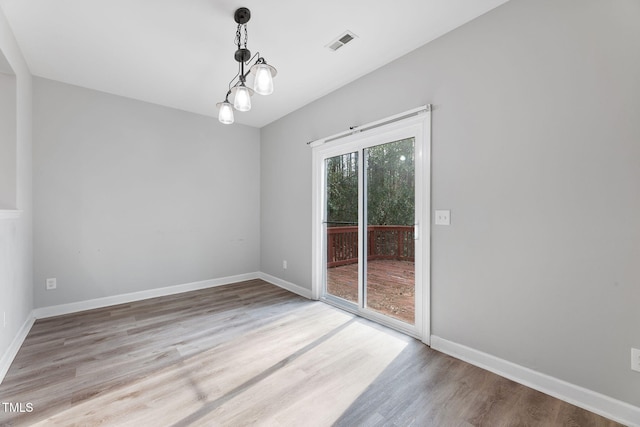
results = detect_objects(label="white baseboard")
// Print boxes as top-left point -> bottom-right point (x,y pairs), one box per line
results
33,272 -> 261,319
430,335 -> 640,427
259,272 -> 313,299
0,314 -> 35,385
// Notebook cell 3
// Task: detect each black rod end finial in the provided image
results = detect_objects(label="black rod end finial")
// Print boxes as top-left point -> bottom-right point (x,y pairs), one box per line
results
234,48 -> 251,63
234,7 -> 251,24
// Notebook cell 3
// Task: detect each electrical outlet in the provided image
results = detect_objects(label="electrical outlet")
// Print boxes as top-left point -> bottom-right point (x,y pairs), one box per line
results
46,278 -> 57,290
435,210 -> 451,225
632,348 -> 640,372
283,260 -> 288,270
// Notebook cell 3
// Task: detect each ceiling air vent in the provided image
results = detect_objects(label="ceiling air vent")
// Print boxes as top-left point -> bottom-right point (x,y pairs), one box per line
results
326,31 -> 358,52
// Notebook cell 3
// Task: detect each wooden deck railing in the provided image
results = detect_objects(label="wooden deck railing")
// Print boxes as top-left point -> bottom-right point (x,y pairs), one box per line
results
327,225 -> 414,267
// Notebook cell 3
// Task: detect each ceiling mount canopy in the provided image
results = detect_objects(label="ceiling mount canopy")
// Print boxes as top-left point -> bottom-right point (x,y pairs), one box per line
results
216,7 -> 277,125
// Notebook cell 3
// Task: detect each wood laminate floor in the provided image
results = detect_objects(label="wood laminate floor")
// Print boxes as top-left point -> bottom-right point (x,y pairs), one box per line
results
0,279 -> 623,426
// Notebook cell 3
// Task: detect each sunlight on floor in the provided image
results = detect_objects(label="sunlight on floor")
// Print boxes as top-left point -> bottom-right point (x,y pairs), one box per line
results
29,303 -> 409,426
192,321 -> 409,426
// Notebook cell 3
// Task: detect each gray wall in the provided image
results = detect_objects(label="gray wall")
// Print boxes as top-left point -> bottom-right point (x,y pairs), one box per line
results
0,5 -> 33,375
33,78 -> 260,307
0,69 -> 16,209
261,0 -> 640,407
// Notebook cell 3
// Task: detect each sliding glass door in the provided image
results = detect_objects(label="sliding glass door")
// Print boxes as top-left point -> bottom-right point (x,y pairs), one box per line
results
314,110 -> 429,338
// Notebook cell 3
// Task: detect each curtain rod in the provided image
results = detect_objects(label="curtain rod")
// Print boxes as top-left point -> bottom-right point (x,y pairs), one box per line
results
307,105 -> 430,147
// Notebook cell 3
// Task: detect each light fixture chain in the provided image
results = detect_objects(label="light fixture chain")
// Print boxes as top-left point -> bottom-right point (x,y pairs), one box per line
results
234,24 -> 248,50
235,24 -> 241,49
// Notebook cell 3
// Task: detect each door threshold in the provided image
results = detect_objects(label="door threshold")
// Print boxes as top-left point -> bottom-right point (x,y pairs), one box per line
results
320,296 -> 421,339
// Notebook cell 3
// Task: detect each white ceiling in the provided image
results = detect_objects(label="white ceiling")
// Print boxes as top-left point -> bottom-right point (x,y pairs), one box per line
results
0,0 -> 510,128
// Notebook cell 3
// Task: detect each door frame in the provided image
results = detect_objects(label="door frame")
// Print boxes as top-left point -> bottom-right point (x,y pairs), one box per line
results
311,106 -> 431,344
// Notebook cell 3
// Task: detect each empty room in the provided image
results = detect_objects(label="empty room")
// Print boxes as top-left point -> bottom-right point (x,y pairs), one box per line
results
0,0 -> 639,425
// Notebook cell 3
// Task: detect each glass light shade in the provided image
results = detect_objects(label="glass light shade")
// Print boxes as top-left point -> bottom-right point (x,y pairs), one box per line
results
217,101 -> 234,124
233,85 -> 252,112
253,63 -> 274,95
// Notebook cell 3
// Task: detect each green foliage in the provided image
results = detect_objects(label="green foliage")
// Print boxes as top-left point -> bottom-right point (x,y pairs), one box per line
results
326,138 -> 414,226
366,138 -> 415,225
326,151 -> 358,226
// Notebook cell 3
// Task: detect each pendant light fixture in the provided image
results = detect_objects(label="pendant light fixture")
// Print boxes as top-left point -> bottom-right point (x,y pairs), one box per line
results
216,7 -> 277,124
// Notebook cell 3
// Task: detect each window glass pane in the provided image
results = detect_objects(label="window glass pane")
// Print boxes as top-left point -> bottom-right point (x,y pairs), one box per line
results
365,138 -> 415,324
325,152 -> 359,304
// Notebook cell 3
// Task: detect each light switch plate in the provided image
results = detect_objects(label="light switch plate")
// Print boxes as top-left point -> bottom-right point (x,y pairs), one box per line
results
435,210 -> 451,225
